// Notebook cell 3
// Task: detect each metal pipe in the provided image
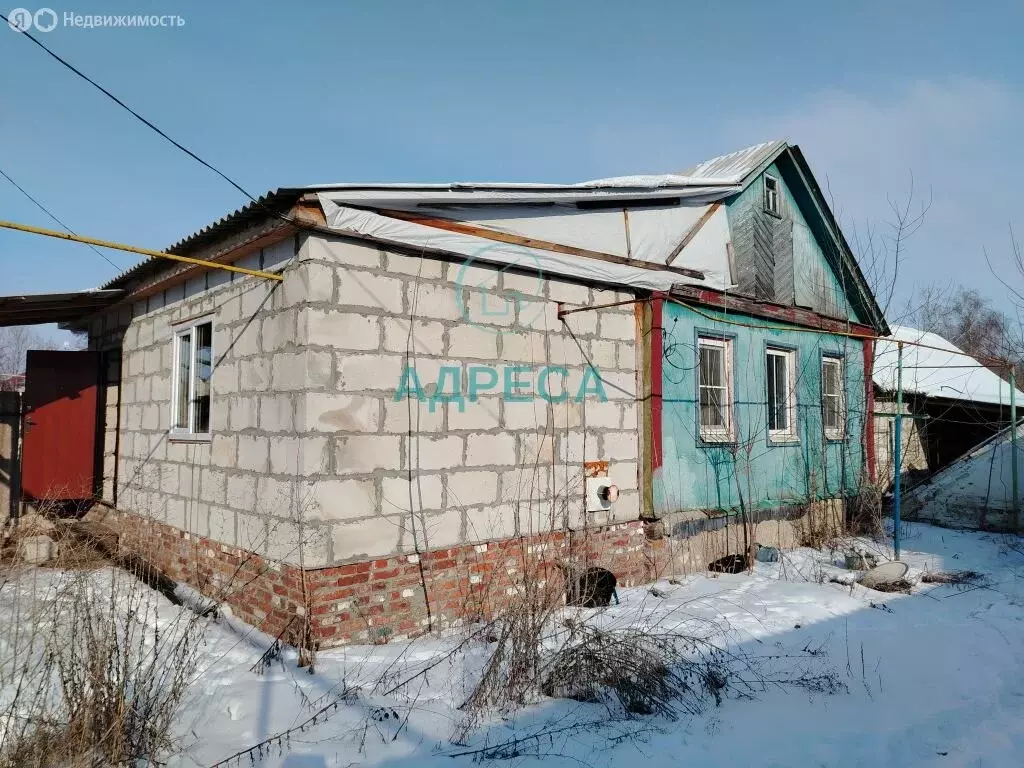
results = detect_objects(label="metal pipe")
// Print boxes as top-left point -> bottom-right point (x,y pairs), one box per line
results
893,341 -> 904,560
0,219 -> 285,281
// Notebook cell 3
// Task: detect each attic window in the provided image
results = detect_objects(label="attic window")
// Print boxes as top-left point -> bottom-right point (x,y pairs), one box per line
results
763,174 -> 780,217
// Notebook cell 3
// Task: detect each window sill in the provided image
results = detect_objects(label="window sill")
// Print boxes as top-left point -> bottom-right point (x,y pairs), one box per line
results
699,433 -> 735,445
768,434 -> 800,445
168,432 -> 212,444
824,432 -> 846,443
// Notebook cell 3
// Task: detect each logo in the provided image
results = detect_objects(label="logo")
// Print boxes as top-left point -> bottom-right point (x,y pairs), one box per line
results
7,7 -> 56,32
454,244 -> 546,336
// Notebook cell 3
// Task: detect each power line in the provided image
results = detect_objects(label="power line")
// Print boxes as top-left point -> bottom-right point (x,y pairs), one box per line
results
1,14 -> 257,204
0,166 -> 122,272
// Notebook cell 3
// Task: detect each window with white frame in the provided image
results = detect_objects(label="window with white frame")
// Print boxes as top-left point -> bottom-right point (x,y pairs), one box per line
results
821,355 -> 845,439
766,347 -> 797,439
171,319 -> 213,438
698,336 -> 733,441
763,174 -> 780,217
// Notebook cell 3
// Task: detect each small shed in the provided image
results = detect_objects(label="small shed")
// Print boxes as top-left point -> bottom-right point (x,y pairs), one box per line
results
872,326 -> 1024,485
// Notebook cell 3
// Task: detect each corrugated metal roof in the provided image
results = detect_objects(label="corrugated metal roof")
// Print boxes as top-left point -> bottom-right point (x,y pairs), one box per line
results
100,189 -> 301,290
681,140 -> 788,183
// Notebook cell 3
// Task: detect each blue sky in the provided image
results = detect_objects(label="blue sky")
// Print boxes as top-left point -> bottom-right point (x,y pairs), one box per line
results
1,0 -> 1022,330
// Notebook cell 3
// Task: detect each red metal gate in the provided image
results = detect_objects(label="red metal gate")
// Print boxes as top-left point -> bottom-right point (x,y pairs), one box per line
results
21,350 -> 101,502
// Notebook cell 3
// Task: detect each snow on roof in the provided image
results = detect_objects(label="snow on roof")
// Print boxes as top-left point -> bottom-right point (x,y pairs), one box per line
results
873,325 -> 1024,407
680,140 -> 788,183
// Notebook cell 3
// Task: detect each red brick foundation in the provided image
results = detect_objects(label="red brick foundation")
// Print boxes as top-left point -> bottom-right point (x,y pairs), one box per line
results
91,507 -> 668,647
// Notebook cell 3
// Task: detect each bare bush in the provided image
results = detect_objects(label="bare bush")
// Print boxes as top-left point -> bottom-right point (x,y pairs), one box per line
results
848,486 -> 887,540
0,567 -> 205,767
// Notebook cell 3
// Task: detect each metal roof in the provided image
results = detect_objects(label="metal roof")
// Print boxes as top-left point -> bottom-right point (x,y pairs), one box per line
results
0,289 -> 125,327
681,140 -> 788,183
100,189 -> 301,290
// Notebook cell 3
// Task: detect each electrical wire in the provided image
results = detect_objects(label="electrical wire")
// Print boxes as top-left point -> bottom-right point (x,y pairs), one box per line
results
0,166 -> 122,272
1,14 -> 258,205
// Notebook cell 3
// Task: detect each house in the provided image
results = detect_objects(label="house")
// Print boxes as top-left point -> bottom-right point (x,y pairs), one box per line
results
0,140 -> 887,646
872,326 -> 1024,486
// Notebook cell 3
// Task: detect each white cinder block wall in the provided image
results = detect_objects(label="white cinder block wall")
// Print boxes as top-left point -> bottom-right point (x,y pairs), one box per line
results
93,232 -> 643,569
293,236 -> 643,563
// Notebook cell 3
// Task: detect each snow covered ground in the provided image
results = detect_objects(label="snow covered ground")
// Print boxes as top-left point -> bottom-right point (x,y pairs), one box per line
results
4,522 -> 1024,767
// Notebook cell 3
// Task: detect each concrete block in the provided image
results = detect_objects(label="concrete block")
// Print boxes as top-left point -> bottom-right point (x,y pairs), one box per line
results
448,397 -> 500,430
407,283 -> 461,321
500,331 -> 546,364
502,399 -> 546,430
308,350 -> 333,388
228,324 -> 260,357
382,317 -> 445,356
386,252 -> 444,278
271,353 -> 308,390
501,466 -> 551,501
257,476 -> 294,516
464,503 -> 519,542
519,300 -> 559,332
580,400 -> 620,429
200,468 -> 227,505
298,437 -> 330,476
381,474 -> 444,513
445,470 -> 498,507
226,473 -> 257,511
19,535 -> 56,564
547,281 -> 590,305
338,354 -> 403,392
331,516 -> 398,561
337,268 -> 404,312
595,370 -> 636,401
620,404 -> 637,430
408,435 -> 464,470
563,308 -> 598,336
228,396 -> 260,431
304,392 -> 381,432
588,339 -> 618,369
447,325 -> 498,359
261,309 -> 297,353
382,398 -> 444,434
237,435 -> 270,473
466,433 -> 516,467
598,311 -> 636,341
211,434 -> 236,468
293,261 -> 335,303
265,519 -> 329,568
418,509 -> 464,548
269,436 -> 301,475
617,341 -> 636,370
503,270 -> 547,298
208,505 -> 236,545
609,460 -> 639,492
258,395 -> 295,432
239,358 -> 272,392
335,435 -> 402,474
601,431 -> 638,461
302,478 -> 378,522
308,237 -> 382,269
303,308 -> 380,350
518,432 -> 555,464
236,513 -> 270,553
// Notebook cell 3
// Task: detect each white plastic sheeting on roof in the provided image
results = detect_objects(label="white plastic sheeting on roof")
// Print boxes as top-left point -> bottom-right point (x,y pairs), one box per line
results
873,326 -> 1024,406
317,196 -> 736,293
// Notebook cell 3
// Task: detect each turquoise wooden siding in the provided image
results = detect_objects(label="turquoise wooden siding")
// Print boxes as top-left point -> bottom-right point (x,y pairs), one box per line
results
654,301 -> 866,516
725,162 -> 860,323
